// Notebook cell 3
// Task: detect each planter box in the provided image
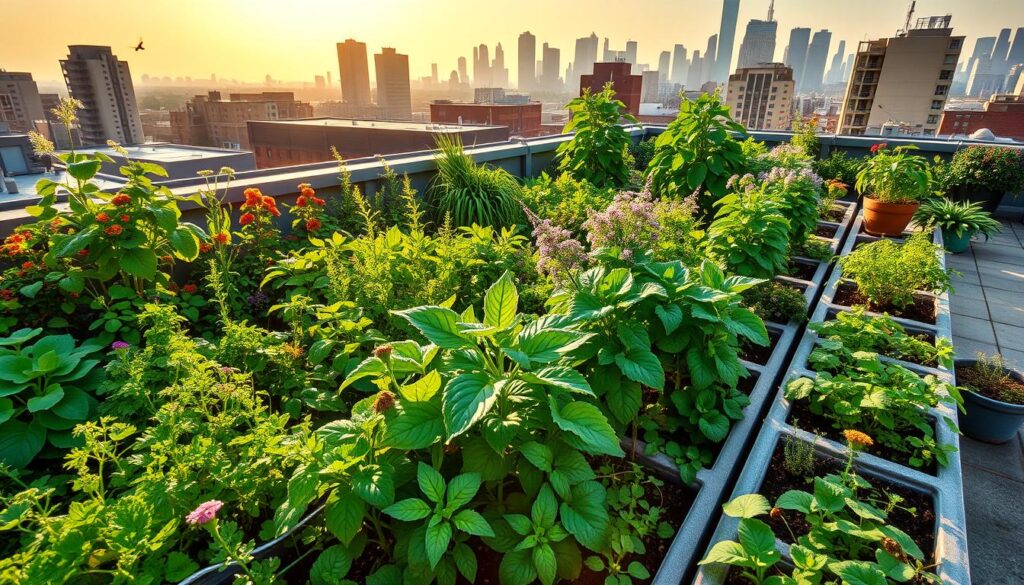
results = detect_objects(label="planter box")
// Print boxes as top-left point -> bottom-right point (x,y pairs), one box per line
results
776,200 -> 857,319
693,213 -> 970,584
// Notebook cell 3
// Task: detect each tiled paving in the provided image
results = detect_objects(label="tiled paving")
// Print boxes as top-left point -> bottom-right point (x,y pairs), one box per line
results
947,219 -> 1024,584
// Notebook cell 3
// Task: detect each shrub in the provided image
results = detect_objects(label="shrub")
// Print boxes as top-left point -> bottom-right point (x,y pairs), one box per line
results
813,150 -> 860,187
706,180 -> 791,279
943,145 -> 1024,194
556,85 -> 638,188
521,172 -> 615,236
838,232 -> 953,309
628,137 -> 656,171
761,166 -> 823,245
789,115 -> 821,158
913,197 -> 1002,239
742,281 -> 808,324
646,92 -> 747,217
809,307 -> 954,370
583,180 -> 662,262
652,194 -> 704,265
855,144 -> 932,204
430,134 -> 523,228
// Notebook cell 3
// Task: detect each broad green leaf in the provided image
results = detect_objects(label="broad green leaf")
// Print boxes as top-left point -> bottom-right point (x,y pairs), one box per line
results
499,549 -> 538,585
417,462 -> 446,504
445,472 -> 482,511
698,540 -> 750,566
384,400 -> 442,450
522,366 -> 594,396
722,494 -> 770,519
483,271 -> 518,329
828,561 -> 889,585
325,489 -> 365,545
425,521 -> 452,568
310,545 -> 353,585
737,518 -> 778,561
443,373 -> 497,439
533,544 -> 557,585
549,398 -> 623,457
0,420 -> 47,468
614,348 -> 665,390
352,465 -> 395,507
453,509 -> 494,537
453,543 -> 478,582
120,247 -> 158,280
531,484 -> 558,527
775,490 -> 813,514
382,498 -> 431,521
559,480 -> 609,552
170,226 -> 200,260
339,356 -> 386,391
164,551 -> 199,582
519,442 -> 554,473
393,306 -> 471,349
400,370 -> 441,401
27,385 -> 64,413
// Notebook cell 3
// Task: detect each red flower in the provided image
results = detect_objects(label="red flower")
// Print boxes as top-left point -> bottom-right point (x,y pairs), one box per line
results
183,283 -> 198,294
160,254 -> 173,263
213,232 -> 229,244
120,214 -> 131,223
305,218 -> 322,231
96,212 -> 111,223
870,142 -> 888,154
105,224 -> 124,236
0,289 -> 13,301
296,196 -> 308,207
21,261 -> 33,270
242,188 -> 263,208
312,197 -> 325,206
78,248 -> 90,257
239,212 -> 256,226
300,186 -> 315,198
111,193 -> 131,206
200,242 -> 214,253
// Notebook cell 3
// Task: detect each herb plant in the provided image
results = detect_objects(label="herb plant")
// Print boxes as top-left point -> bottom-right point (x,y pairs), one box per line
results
913,198 -> 1002,240
838,233 -> 953,310
706,185 -> 791,279
557,85 -> 638,189
810,307 -> 954,369
856,145 -> 933,204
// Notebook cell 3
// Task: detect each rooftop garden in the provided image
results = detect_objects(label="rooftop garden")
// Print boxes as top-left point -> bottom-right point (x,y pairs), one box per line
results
0,92 -> 1004,585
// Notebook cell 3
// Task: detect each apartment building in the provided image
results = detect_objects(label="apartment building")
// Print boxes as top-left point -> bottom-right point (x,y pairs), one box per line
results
170,91 -> 313,149
60,45 -> 144,145
0,72 -> 45,133
726,63 -> 795,130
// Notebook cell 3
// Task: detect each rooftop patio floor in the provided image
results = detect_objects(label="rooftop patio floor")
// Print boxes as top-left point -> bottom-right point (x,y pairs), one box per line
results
947,219 -> 1024,584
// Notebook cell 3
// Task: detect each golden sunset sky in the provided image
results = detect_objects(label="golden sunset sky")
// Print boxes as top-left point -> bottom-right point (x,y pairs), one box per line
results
4,0 -> 1023,85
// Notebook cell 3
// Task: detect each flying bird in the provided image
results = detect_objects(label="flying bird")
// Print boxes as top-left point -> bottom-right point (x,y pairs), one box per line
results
134,38 -> 145,52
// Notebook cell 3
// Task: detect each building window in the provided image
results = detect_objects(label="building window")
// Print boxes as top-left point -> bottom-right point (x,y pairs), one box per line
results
939,70 -> 953,80
949,39 -> 962,50
934,85 -> 948,96
944,55 -> 957,64
931,100 -> 944,110
927,114 -> 939,124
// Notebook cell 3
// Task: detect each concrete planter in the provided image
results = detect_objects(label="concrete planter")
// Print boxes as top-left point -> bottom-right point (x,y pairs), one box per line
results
693,213 -> 970,584
776,200 -> 857,317
956,358 -> 1024,444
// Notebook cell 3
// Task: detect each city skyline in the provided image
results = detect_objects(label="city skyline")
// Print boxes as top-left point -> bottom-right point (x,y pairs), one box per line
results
5,0 -> 1024,86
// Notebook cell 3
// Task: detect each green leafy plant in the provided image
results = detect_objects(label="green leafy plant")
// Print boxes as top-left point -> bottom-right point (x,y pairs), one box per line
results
556,85 -> 638,189
0,328 -> 103,467
813,151 -> 861,187
628,138 -> 657,172
941,145 -> 1024,195
646,91 -> 747,217
743,281 -> 808,324
706,185 -> 791,279
838,232 -> 954,310
430,134 -> 524,228
810,307 -> 954,369
958,352 -> 1024,405
521,173 -> 616,236
856,145 -> 933,204
913,198 -> 1002,240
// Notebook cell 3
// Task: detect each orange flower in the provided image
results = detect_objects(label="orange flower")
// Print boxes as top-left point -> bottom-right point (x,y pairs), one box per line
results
312,197 -> 325,206
213,232 -> 229,244
300,186 -> 315,198
200,242 -> 214,253
296,196 -> 308,207
843,429 -> 874,448
111,193 -> 131,206
239,213 -> 256,226
96,212 -> 111,223
120,214 -> 131,223
242,188 -> 263,208
305,218 -> 322,231
21,261 -> 33,270
104,224 -> 124,236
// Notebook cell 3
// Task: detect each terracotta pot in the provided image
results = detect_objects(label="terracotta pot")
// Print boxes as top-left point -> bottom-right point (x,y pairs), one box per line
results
862,196 -> 920,237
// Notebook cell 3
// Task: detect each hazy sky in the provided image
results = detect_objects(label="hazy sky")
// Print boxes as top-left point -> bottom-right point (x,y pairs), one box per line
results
4,0 -> 1023,85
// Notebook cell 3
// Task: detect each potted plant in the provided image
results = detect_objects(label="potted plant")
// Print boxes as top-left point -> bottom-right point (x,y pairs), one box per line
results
855,144 -> 932,236
913,197 -> 1003,253
940,146 -> 1024,212
956,352 -> 1024,444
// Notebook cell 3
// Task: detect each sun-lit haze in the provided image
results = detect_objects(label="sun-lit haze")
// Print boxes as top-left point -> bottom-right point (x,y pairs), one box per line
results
5,0 -> 1024,86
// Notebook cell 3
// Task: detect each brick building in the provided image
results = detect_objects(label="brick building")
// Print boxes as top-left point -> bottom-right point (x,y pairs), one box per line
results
580,61 -> 642,115
246,118 -> 510,168
938,94 -> 1024,140
171,91 -> 313,149
429,101 -> 542,136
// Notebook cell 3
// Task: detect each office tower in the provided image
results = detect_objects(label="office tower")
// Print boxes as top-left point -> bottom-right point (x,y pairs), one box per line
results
688,51 -> 703,87
60,45 -> 143,145
431,63 -> 439,85
603,38 -> 612,62
0,72 -> 45,133
474,44 -> 491,87
571,33 -> 600,88
966,57 -> 1006,98
671,44 -> 688,85
625,40 -> 638,68
658,51 -> 671,83
642,71 -> 661,102
518,31 -> 536,90
712,0 -> 741,83
315,75 -> 326,89
737,2 -> 778,70
580,62 -> 642,114
993,28 -> 1012,73
170,91 -> 312,149
838,15 -> 963,136
702,35 -> 719,84
726,63 -> 794,130
327,71 -> 332,87
541,43 -> 561,91
337,39 -> 372,106
1007,28 -> 1024,70
458,57 -> 468,84
785,27 -> 811,91
802,30 -> 832,93
374,47 -> 412,120
493,43 -> 509,87
826,40 -> 847,85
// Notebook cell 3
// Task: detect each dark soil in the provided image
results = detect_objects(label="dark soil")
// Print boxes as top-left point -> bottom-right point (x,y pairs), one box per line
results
786,260 -> 819,281
459,459 -> 695,584
740,329 -> 781,365
956,364 -> 1024,405
822,206 -> 848,223
815,223 -> 838,238
722,445 -> 937,585
832,282 -> 937,325
786,398 -> 938,476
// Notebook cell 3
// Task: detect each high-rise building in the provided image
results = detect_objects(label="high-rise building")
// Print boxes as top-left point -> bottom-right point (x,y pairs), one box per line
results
688,51 -> 704,88
314,75 -> 326,89
671,44 -> 688,85
458,57 -> 468,84
170,91 -> 313,149
374,47 -> 412,121
993,28 -> 1013,73
825,40 -> 847,85
580,62 -> 643,115
625,41 -> 638,69
1006,28 -> 1024,71
838,15 -> 963,136
712,0 -> 742,83
0,72 -> 45,133
658,51 -> 671,83
726,63 -> 794,130
702,35 -> 719,85
60,45 -> 143,145
518,32 -> 536,90
737,8 -> 778,70
474,44 -> 491,87
571,33 -> 600,89
785,28 -> 811,91
802,30 -> 832,93
337,40 -> 372,107
642,70 -> 661,103
541,43 -> 561,92
493,43 -> 509,88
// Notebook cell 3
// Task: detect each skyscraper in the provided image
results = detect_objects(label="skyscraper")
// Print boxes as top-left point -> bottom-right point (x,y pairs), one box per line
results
726,63 -> 794,129
785,28 -> 811,91
658,51 -> 671,82
802,30 -> 832,93
518,32 -> 536,90
431,64 -> 439,85
458,56 -> 468,84
571,33 -> 600,89
712,0 -> 741,83
541,43 -> 561,92
737,6 -> 778,70
336,39 -> 372,106
493,43 -> 509,87
671,44 -> 688,85
702,35 -> 719,84
838,15 -> 962,136
60,45 -> 143,145
688,51 -> 703,87
1006,28 -> 1024,70
625,40 -> 638,69
474,44 -> 491,87
826,40 -> 847,85
374,47 -> 412,120
993,28 -> 1012,73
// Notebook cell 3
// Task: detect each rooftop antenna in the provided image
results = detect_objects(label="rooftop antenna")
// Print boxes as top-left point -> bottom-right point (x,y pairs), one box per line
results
902,1 -> 916,34
767,0 -> 775,22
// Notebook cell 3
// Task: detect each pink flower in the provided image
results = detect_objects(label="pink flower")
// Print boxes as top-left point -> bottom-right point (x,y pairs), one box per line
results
185,500 -> 223,525
111,341 -> 130,350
